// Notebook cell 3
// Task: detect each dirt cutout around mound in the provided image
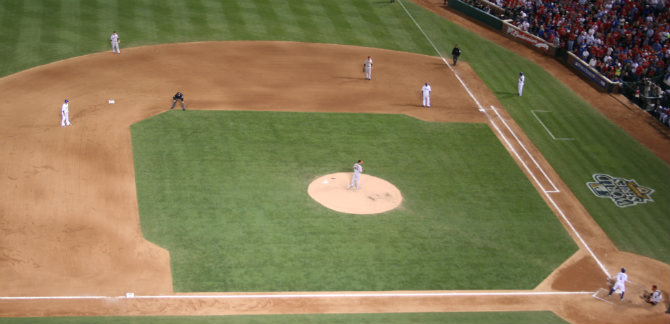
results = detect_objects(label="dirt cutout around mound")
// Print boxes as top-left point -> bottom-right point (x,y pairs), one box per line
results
0,33 -> 668,324
308,173 -> 403,214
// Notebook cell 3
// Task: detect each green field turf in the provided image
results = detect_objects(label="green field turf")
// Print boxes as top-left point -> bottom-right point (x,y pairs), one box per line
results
1,0 -> 666,264
131,111 -> 575,292
0,311 -> 569,324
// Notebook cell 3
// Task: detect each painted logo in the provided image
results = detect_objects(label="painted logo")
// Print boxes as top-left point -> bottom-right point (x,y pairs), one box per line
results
586,174 -> 654,208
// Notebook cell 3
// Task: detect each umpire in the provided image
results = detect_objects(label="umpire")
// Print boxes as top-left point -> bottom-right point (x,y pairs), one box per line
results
451,45 -> 461,66
170,91 -> 186,110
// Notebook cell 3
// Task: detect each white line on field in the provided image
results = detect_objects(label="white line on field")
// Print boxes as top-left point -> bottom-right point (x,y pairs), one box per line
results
531,110 -> 575,141
492,106 -> 559,193
0,291 -> 595,301
592,289 -> 615,305
397,0 -> 610,278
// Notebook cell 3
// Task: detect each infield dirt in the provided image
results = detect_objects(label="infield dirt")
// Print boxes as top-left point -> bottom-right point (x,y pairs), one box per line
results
0,2 -> 668,322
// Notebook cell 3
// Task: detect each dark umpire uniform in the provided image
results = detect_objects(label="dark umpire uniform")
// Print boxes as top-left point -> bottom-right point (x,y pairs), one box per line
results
451,45 -> 461,66
170,91 -> 186,110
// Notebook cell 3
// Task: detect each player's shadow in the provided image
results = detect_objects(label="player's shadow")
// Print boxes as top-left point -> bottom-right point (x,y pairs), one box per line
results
392,103 -> 424,108
335,76 -> 367,81
494,91 -> 519,99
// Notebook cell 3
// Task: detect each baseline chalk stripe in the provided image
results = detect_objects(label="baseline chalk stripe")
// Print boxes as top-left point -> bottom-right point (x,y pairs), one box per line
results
397,0 -> 610,278
0,291 -> 595,300
491,106 -> 559,193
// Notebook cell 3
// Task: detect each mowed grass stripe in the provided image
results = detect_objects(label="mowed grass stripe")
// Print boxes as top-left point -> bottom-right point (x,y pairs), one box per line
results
321,1 -> 363,45
118,0 -> 142,45
14,1 -> 43,71
202,0 -> 226,36
186,0 -> 217,38
237,0 -> 270,40
166,1 -> 194,42
281,1 -> 321,42
58,0 -> 80,54
78,0 -> 103,52
132,0 -> 159,44
220,1 -> 252,40
150,0 -> 177,43
38,0 -> 63,62
255,0 -> 286,37
0,1 -> 21,63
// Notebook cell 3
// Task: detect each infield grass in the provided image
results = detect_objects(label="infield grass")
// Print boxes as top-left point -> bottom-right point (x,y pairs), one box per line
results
132,111 -> 575,292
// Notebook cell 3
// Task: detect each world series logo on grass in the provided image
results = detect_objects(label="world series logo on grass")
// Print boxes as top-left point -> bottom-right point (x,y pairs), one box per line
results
586,174 -> 654,208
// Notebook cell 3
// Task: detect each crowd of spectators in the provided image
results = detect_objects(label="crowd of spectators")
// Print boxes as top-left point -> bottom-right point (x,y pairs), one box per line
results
484,0 -> 670,126
498,0 -> 670,85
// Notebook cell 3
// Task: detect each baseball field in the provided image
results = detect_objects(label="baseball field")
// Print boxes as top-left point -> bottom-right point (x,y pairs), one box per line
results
0,0 -> 668,323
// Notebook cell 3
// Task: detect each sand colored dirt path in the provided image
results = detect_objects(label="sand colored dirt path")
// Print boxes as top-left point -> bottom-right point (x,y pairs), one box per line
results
0,39 -> 667,324
308,173 -> 403,215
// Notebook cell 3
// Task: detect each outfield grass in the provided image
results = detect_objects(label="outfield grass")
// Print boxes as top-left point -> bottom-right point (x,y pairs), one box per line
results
0,311 -> 570,324
131,111 -> 575,292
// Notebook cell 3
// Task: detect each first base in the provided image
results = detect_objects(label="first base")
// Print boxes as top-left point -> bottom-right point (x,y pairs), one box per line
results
108,99 -> 115,104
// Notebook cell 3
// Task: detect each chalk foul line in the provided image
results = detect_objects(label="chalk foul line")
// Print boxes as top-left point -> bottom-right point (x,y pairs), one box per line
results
0,291 -> 595,300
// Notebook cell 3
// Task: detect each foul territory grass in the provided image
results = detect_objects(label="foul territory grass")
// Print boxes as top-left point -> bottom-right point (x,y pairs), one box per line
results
0,312 -> 570,324
132,111 -> 575,292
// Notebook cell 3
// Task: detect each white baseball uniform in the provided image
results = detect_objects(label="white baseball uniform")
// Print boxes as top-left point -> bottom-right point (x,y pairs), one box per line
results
364,57 -> 373,80
518,73 -> 525,96
422,83 -> 431,108
110,32 -> 120,54
612,271 -> 627,291
609,270 -> 628,300
349,162 -> 363,190
61,101 -> 71,127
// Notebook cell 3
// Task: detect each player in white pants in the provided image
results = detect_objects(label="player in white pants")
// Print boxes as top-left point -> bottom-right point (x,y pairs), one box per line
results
518,72 -> 525,96
348,160 -> 364,190
363,56 -> 373,80
608,268 -> 628,300
422,82 -> 431,108
110,31 -> 120,54
61,99 -> 71,127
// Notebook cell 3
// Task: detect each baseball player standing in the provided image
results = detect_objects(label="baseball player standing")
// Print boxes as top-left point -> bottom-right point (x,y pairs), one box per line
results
348,160 -> 364,190
451,45 -> 461,66
608,268 -> 628,300
110,31 -> 120,54
363,56 -> 373,80
421,82 -> 432,108
61,99 -> 71,127
518,72 -> 525,96
170,91 -> 186,110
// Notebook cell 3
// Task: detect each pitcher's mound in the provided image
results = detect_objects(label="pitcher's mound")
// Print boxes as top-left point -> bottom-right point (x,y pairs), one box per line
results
307,172 -> 402,214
